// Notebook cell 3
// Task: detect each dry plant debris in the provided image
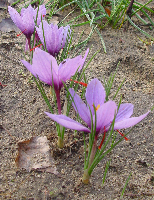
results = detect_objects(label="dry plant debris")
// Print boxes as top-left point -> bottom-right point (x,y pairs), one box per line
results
16,136 -> 59,175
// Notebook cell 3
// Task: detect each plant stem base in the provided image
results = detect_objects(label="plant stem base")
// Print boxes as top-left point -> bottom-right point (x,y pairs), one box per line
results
57,136 -> 64,149
82,169 -> 90,184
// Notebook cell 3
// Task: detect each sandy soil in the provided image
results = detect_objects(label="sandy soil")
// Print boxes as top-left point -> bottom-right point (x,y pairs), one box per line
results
0,1 -> 154,199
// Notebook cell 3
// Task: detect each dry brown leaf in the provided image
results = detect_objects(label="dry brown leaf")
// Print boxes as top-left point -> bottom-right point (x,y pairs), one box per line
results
16,136 -> 58,175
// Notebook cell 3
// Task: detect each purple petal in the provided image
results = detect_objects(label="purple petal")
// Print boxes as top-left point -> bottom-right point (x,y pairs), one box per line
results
69,88 -> 91,128
86,78 -> 106,115
21,48 -> 59,87
20,8 -> 26,17
51,25 -> 71,55
114,111 -> 150,130
22,5 -> 35,38
35,5 -> 46,25
59,56 -> 81,81
50,25 -> 60,55
21,60 -> 35,76
59,25 -> 71,49
36,20 -> 49,47
116,103 -> 134,122
59,49 -> 89,87
8,6 -> 25,32
45,112 -> 90,132
36,21 -> 71,56
95,101 -> 117,134
30,49 -> 53,85
36,21 -> 58,56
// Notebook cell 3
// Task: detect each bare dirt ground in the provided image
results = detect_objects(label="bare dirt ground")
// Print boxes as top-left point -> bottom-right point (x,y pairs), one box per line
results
0,1 -> 154,199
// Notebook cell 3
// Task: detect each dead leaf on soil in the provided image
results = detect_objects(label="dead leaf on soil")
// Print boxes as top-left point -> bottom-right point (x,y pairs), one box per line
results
16,136 -> 58,175
0,18 -> 19,32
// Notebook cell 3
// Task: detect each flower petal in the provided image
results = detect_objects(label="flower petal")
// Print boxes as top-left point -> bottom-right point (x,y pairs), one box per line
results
59,25 -> 71,49
20,8 -> 26,17
21,48 -> 59,87
36,21 -> 45,45
69,88 -> 91,128
114,111 -> 150,130
35,5 -> 46,25
59,48 -> 89,87
8,6 -> 25,32
36,21 -> 71,56
45,112 -> 90,132
22,5 -> 35,38
21,60 -> 35,75
116,103 -> 134,122
86,78 -> 106,115
50,24 -> 60,55
95,101 -> 117,134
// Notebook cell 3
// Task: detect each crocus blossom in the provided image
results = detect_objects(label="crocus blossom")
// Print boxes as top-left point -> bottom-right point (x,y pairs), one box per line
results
21,48 -> 89,114
8,5 -> 46,50
45,78 -> 150,136
21,48 -> 89,91
36,20 -> 71,56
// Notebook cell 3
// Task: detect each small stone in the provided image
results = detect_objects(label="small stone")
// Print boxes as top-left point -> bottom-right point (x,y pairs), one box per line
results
61,169 -> 65,174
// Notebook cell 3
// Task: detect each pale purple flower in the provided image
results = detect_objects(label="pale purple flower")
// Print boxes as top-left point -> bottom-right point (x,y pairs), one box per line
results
8,5 -> 46,50
21,48 -> 89,91
36,20 -> 71,56
21,48 -> 89,114
45,78 -> 150,136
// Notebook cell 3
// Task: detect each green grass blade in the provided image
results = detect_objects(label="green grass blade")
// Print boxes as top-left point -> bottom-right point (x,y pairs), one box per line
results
113,78 -> 125,100
102,159 -> 111,185
133,1 -> 154,13
120,173 -> 132,198
131,0 -> 153,17
96,28 -> 106,53
127,15 -> 154,40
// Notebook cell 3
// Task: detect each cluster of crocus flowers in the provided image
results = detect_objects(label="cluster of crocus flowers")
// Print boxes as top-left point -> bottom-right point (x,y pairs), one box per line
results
8,5 -> 46,51
45,78 -> 150,183
8,5 -> 71,55
9,3 -> 89,149
36,20 -> 71,56
8,3 -> 151,185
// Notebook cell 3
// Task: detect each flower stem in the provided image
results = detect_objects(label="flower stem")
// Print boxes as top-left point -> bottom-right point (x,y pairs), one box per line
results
82,136 -> 97,184
55,89 -> 61,114
55,90 -> 64,148
88,136 -> 97,168
57,136 -> 64,149
28,37 -> 31,50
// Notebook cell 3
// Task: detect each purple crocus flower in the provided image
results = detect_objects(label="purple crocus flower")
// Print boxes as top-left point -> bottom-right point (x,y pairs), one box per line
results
45,78 -> 150,184
21,48 -> 89,114
8,5 -> 46,50
36,20 -> 71,56
45,78 -> 150,136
